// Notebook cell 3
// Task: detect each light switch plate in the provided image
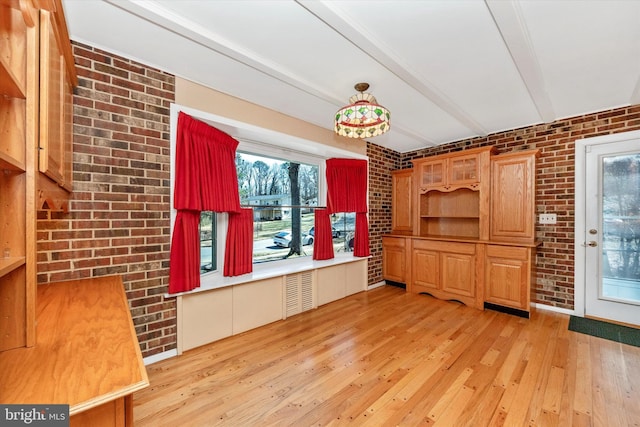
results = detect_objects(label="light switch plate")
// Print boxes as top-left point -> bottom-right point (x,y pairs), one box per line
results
539,213 -> 557,224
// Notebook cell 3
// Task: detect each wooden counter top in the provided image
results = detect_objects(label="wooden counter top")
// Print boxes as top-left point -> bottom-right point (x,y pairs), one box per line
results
0,276 -> 149,415
383,233 -> 542,248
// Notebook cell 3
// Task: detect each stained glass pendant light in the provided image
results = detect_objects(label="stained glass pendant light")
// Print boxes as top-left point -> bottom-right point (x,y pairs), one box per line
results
334,82 -> 390,138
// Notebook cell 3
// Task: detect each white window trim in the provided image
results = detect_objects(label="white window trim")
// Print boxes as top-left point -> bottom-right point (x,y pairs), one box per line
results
169,103 -> 368,293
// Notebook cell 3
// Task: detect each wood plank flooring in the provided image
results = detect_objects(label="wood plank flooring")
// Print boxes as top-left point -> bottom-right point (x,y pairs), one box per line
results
133,286 -> 640,426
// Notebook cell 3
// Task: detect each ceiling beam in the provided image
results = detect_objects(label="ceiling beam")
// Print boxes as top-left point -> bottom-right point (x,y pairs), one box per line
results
103,0 -> 345,108
297,0 -> 487,139
106,0 -> 440,148
485,0 -> 555,123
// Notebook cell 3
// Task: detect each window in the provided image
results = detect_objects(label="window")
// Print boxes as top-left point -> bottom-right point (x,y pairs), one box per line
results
331,212 -> 357,252
238,152 -> 319,263
199,211 -> 216,273
197,151 -> 361,272
170,105 -> 368,288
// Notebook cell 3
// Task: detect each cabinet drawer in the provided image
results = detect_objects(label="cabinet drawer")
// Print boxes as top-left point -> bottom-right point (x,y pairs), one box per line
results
486,245 -> 528,260
382,236 -> 406,248
413,239 -> 476,255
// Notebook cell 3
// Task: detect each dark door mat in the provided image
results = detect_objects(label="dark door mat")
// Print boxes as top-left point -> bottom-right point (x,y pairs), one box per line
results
569,316 -> 640,347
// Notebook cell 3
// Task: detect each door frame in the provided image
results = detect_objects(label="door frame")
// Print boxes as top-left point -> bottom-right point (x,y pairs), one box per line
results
574,129 -> 640,318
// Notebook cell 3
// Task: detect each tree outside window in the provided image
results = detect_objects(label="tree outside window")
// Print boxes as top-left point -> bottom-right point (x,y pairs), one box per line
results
199,152 -> 358,274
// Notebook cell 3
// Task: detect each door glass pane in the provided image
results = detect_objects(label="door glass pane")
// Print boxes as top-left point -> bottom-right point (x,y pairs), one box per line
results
601,153 -> 640,304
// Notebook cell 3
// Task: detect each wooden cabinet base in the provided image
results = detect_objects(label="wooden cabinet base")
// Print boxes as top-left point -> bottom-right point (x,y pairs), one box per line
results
382,236 -> 408,283
384,235 -> 538,315
484,244 -> 535,312
410,239 -> 482,309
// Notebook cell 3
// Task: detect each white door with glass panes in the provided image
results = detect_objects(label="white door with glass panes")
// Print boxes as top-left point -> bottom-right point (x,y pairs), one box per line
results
576,131 -> 640,326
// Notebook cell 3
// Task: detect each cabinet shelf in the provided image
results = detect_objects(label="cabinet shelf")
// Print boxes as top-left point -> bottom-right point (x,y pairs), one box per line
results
1,87 -> 27,169
0,151 -> 26,172
0,2 -> 28,99
0,256 -> 25,278
0,60 -> 26,98
0,0 -> 23,10
419,217 -> 480,239
419,188 -> 479,218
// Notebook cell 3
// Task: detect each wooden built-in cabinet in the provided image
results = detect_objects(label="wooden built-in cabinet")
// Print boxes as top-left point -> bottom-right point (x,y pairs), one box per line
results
1,0 -> 38,352
484,244 -> 535,312
39,6 -> 75,197
413,147 -> 494,240
490,150 -> 538,243
411,239 -> 482,309
391,169 -> 412,233
416,149 -> 488,191
1,0 -> 76,352
382,236 -> 408,283
383,147 -> 540,317
0,3 -> 143,426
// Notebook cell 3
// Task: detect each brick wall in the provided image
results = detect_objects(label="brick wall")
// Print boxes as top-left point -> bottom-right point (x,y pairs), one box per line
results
393,105 -> 640,309
366,143 -> 402,285
36,42 -> 175,358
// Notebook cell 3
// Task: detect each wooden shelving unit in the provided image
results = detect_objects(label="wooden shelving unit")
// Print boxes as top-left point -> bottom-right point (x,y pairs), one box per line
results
1,0 -> 78,353
384,146 -> 540,316
1,5 -> 147,425
418,188 -> 481,238
0,0 -> 37,351
413,146 -> 493,241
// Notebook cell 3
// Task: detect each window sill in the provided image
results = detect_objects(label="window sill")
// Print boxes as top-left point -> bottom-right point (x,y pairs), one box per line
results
166,254 -> 367,298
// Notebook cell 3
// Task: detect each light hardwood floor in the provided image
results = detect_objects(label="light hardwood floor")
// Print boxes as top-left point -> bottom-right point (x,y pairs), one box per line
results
134,285 -> 640,426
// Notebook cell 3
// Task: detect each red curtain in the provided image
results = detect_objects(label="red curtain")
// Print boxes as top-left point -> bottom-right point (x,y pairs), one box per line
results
168,210 -> 201,293
325,158 -> 370,258
326,158 -> 368,213
174,112 -> 241,212
224,209 -> 254,276
354,212 -> 371,257
312,209 -> 334,260
169,112 -> 251,294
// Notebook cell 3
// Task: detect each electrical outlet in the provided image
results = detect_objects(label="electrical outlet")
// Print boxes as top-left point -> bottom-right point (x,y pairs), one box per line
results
539,213 -> 557,224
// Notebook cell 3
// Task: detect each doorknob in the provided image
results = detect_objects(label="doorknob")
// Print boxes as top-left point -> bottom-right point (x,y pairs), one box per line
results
587,241 -> 598,247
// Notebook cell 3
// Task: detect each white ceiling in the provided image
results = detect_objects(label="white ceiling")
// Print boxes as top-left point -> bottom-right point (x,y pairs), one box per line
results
62,0 -> 640,153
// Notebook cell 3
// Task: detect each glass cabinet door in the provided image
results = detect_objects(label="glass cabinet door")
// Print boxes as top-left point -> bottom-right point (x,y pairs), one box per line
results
420,160 -> 446,187
449,154 -> 479,185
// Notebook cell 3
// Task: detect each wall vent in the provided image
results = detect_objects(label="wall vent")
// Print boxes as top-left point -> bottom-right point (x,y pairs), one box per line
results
284,271 -> 316,318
